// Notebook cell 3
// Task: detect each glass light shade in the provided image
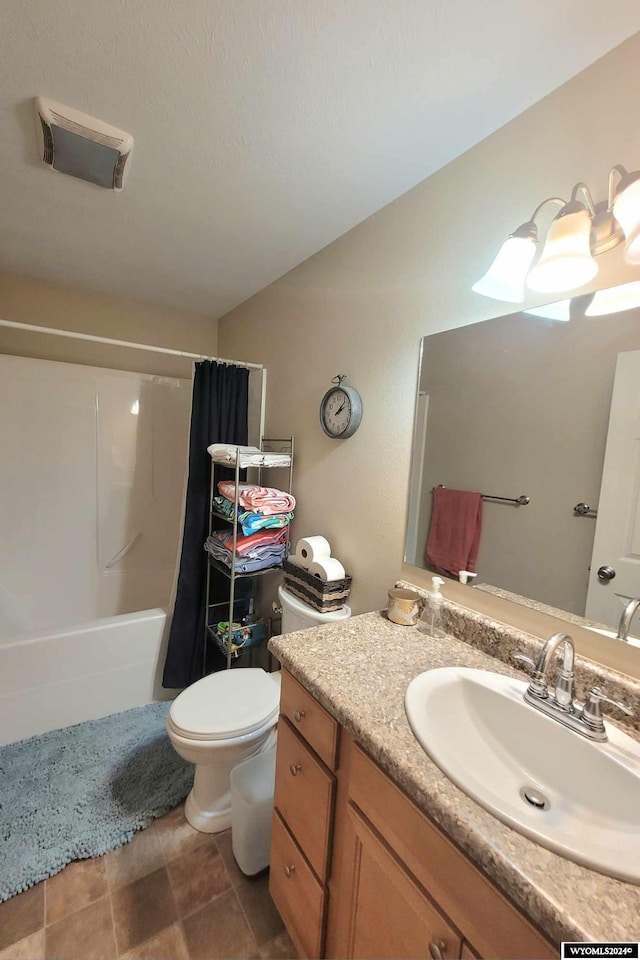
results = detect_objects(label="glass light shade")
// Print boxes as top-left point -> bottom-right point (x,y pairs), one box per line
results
524,300 -> 571,322
527,209 -> 598,293
613,177 -> 640,265
472,235 -> 537,302
585,280 -> 640,316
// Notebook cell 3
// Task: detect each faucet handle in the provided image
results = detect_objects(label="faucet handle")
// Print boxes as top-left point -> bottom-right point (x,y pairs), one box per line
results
513,651 -> 549,700
581,686 -> 633,739
512,652 -> 536,671
585,686 -> 633,716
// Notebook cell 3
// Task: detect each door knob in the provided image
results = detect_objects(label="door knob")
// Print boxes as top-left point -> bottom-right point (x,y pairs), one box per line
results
597,565 -> 616,582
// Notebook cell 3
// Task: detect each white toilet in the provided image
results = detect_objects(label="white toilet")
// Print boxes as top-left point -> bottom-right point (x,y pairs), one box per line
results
167,587 -> 351,834
277,583 -> 352,632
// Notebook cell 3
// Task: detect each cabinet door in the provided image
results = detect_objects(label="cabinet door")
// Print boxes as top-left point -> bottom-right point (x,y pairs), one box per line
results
461,943 -> 480,960
344,806 -> 461,960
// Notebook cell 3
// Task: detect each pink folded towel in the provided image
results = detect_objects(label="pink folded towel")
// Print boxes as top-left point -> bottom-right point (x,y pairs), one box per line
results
426,488 -> 483,578
217,481 -> 296,516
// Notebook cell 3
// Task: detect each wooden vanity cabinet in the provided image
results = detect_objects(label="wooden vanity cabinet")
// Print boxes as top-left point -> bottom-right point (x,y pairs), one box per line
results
270,670 -> 556,960
270,672 -> 338,958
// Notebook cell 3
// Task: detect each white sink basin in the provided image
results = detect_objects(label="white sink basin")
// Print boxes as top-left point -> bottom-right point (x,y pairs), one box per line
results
405,667 -> 640,883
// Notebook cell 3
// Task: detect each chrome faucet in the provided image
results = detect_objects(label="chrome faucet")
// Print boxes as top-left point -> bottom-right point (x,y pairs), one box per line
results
616,597 -> 640,642
514,632 -> 632,742
514,632 -> 575,709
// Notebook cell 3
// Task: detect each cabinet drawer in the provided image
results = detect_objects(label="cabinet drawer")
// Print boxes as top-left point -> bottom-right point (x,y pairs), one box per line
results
270,810 -> 325,959
280,670 -> 339,769
274,717 -> 335,880
349,744 -> 555,960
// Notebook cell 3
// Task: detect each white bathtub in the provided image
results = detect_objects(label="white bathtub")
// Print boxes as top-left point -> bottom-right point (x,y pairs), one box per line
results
0,608 -> 180,746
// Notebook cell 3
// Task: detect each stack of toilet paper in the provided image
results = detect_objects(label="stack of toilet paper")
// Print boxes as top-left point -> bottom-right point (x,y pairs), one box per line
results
289,536 -> 346,582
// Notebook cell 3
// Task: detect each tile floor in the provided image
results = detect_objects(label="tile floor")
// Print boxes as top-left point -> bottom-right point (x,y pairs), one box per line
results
0,804 -> 296,960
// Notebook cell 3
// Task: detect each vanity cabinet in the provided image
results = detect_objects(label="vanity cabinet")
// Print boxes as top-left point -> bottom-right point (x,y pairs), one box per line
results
270,671 -> 338,957
270,670 -> 556,960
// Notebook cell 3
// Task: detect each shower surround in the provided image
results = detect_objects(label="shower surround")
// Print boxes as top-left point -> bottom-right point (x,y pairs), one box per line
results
0,354 -> 191,744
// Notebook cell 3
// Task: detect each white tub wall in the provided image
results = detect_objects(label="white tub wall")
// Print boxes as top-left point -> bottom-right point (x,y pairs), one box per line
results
0,354 -> 191,640
0,608 -> 182,746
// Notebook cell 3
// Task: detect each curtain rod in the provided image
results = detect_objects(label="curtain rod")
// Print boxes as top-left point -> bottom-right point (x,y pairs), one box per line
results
0,318 -> 263,370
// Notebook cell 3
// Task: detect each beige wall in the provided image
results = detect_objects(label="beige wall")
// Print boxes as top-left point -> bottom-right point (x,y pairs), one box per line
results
217,33 -> 640,673
0,273 -> 218,378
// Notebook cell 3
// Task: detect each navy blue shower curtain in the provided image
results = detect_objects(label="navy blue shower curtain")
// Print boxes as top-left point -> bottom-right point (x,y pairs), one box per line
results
162,361 -> 249,688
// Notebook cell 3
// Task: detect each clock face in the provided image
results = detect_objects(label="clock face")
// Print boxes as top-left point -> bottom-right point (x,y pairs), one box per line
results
320,386 -> 362,438
323,389 -> 351,436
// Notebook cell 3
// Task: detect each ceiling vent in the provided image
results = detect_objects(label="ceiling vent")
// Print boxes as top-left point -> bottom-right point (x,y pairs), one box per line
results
34,97 -> 134,190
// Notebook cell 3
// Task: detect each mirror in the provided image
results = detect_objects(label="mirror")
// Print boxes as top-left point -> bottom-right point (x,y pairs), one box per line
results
405,283 -> 640,642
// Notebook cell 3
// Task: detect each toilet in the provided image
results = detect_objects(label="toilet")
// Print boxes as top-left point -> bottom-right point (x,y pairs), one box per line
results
167,587 -> 351,834
277,583 -> 352,632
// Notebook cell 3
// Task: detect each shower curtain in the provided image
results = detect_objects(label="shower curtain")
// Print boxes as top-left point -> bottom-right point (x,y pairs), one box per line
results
162,361 -> 249,688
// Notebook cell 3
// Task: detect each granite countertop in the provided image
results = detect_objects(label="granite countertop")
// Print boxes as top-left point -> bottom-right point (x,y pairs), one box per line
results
269,611 -> 640,946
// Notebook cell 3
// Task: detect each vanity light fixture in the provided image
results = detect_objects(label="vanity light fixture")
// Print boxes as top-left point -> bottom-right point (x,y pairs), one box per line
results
585,279 -> 640,316
523,300 -> 572,322
473,165 -> 640,302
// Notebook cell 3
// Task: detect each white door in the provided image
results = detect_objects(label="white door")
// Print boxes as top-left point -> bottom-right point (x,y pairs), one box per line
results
585,350 -> 640,633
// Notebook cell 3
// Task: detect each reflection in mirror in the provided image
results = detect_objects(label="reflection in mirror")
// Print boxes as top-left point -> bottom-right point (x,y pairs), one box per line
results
405,282 -> 640,645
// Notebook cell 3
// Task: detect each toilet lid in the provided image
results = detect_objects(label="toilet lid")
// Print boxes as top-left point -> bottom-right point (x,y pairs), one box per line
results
168,668 -> 280,741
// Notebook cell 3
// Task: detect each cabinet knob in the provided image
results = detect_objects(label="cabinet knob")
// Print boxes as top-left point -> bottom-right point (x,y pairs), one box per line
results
429,940 -> 447,959
294,709 -> 305,722
284,864 -> 295,878
289,762 -> 302,776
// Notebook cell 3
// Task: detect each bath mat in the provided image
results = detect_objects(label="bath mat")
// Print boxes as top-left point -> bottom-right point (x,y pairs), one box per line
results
0,701 -> 193,902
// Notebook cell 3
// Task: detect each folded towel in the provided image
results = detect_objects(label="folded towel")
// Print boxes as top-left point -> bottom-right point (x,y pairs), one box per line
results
213,496 -> 294,535
218,481 -> 296,515
426,488 -> 483,578
208,527 -> 289,557
208,444 -> 291,468
204,532 -> 288,573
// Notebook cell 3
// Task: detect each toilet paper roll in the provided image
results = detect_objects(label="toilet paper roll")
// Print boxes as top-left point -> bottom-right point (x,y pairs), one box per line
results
309,558 -> 346,582
294,536 -> 332,568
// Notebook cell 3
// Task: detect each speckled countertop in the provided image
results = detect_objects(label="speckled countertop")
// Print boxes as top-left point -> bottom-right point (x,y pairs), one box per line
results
268,610 -> 640,946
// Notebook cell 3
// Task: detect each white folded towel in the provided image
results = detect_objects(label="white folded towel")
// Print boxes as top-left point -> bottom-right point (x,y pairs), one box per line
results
207,444 -> 291,468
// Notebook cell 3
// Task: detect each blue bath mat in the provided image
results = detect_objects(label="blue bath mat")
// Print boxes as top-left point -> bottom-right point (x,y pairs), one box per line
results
0,701 -> 193,902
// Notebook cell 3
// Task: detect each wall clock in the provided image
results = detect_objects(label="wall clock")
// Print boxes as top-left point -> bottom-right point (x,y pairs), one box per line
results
319,374 -> 363,439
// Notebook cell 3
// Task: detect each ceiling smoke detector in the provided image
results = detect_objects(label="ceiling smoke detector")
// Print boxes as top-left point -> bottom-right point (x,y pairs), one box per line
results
34,96 -> 133,190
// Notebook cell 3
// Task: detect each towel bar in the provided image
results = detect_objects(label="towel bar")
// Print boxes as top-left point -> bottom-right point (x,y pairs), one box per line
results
434,485 -> 530,506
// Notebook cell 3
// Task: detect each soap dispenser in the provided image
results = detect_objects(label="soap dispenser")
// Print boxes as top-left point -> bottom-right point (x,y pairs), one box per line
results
427,576 -> 446,638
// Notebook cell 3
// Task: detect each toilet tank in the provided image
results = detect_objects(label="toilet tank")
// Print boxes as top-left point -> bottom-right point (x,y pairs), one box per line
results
277,584 -> 351,634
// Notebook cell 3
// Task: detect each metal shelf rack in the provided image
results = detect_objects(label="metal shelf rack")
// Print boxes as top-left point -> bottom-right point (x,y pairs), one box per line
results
203,436 -> 294,672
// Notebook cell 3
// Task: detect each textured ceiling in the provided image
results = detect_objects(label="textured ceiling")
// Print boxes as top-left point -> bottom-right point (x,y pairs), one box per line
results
1,2 -> 640,319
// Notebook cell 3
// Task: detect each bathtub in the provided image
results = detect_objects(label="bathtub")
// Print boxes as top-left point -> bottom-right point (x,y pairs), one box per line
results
0,608 -> 179,746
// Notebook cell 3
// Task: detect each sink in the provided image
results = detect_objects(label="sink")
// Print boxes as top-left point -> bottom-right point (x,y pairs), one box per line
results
405,667 -> 640,883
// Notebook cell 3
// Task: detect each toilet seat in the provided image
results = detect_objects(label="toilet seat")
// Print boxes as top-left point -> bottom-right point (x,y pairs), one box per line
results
168,668 -> 280,741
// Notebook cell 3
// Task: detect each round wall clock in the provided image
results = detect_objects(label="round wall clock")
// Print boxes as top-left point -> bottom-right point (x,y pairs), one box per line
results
319,374 -> 363,439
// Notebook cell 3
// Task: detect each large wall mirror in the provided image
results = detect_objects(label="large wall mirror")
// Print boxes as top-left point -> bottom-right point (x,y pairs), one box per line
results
405,282 -> 640,646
